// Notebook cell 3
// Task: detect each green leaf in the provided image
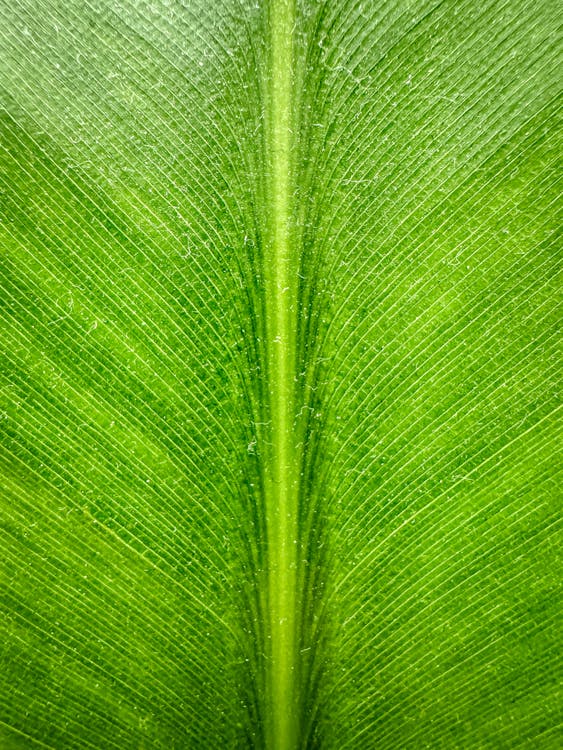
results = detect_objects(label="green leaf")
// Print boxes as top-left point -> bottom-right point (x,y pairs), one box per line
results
1,0 -> 561,748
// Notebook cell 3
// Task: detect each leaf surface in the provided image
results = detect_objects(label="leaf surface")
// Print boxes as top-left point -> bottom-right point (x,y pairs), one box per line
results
0,0 -> 561,748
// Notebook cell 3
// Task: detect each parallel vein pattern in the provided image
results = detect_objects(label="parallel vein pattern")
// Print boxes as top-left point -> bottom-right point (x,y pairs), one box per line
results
1,0 -> 561,748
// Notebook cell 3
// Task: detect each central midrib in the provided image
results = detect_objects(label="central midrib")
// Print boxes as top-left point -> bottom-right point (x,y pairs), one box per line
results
264,0 -> 299,748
